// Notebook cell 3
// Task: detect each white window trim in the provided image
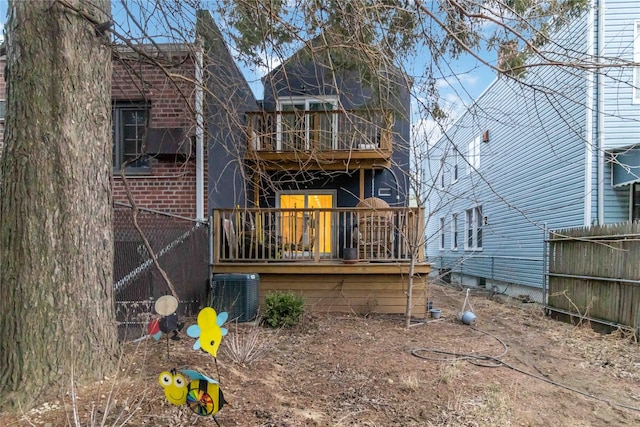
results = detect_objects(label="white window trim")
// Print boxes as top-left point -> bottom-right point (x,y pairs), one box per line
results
450,213 -> 458,251
112,102 -> 150,172
439,217 -> 445,250
634,21 -> 640,104
439,157 -> 446,189
466,135 -> 480,174
452,149 -> 459,183
276,96 -> 339,150
464,206 -> 483,250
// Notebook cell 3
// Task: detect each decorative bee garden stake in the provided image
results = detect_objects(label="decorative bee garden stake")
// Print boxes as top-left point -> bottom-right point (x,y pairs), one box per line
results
159,369 -> 228,425
158,305 -> 230,425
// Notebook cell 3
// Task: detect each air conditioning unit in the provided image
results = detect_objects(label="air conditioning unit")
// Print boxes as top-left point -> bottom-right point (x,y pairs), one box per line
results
210,273 -> 259,322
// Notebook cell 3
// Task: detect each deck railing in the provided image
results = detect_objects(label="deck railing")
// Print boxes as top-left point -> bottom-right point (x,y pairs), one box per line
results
212,207 -> 424,263
246,109 -> 393,153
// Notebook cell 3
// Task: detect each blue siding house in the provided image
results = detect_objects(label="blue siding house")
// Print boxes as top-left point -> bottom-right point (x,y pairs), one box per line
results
425,0 -> 640,300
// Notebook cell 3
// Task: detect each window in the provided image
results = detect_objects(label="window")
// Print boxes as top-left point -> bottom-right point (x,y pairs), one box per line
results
0,100 -> 5,121
439,217 -> 445,250
465,206 -> 483,250
277,97 -> 338,151
112,103 -> 149,171
635,21 -> 640,103
633,183 -> 640,221
451,213 -> 458,250
467,136 -> 480,174
439,157 -> 446,188
452,149 -> 459,182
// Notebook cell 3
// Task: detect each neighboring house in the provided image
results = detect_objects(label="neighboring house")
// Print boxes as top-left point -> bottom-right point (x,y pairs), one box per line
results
0,40 -> 204,219
112,43 -> 205,220
209,33 -> 430,316
425,0 -> 640,300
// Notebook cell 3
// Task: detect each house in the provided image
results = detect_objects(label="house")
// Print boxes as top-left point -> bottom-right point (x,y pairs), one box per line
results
425,0 -> 640,300
111,43 -> 205,219
207,32 -> 430,316
111,31 -> 218,327
0,12 -> 430,318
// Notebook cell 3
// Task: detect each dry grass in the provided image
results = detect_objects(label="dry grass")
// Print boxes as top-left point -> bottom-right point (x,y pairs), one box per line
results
398,372 -> 422,392
222,317 -> 275,365
437,360 -> 462,385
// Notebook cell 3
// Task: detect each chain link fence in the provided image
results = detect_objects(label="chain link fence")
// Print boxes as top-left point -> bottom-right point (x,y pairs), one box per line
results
430,255 -> 544,304
113,205 -> 209,340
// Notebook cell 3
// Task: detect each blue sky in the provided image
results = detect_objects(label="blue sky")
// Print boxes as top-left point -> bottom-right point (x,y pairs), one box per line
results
0,0 -> 496,142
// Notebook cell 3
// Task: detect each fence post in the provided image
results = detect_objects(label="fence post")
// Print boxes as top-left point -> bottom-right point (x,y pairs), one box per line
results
636,304 -> 640,340
542,223 -> 548,308
209,214 -> 214,267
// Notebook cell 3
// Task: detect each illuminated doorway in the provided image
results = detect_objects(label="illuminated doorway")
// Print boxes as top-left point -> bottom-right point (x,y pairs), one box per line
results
277,191 -> 335,255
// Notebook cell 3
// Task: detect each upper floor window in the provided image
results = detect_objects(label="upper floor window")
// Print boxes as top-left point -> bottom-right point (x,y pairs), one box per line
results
277,96 -> 338,151
452,149 -> 459,182
467,136 -> 480,174
635,21 -> 640,104
451,213 -> 458,250
112,102 -> 150,171
465,206 -> 483,250
439,157 -> 446,189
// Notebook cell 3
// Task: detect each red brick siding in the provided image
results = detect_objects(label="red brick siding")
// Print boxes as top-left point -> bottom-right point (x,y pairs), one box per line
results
0,51 -> 207,219
111,49 -> 207,219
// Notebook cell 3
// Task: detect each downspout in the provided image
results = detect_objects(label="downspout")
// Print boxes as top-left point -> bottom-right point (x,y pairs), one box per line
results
195,43 -> 205,221
597,0 -> 605,225
584,0 -> 595,226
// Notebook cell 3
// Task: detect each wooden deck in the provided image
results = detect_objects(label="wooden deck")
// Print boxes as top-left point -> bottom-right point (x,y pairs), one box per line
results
212,261 -> 431,317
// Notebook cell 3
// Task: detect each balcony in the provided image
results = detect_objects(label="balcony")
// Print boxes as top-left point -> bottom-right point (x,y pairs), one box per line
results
246,109 -> 394,171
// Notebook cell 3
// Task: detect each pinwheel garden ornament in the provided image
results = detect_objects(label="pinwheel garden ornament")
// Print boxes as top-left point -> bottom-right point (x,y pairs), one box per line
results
148,295 -> 182,341
186,307 -> 228,359
159,369 -> 228,425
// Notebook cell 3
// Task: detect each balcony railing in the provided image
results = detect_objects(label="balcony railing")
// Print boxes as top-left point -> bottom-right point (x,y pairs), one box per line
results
246,109 -> 393,153
212,207 -> 424,264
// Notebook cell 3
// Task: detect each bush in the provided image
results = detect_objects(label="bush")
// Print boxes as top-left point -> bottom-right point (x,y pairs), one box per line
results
263,291 -> 305,328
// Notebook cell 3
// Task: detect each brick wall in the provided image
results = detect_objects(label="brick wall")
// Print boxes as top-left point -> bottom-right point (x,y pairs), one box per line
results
0,48 -> 207,220
112,46 -> 207,219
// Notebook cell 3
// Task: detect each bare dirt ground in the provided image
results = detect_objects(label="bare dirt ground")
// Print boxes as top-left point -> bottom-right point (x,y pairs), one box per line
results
2,282 -> 640,427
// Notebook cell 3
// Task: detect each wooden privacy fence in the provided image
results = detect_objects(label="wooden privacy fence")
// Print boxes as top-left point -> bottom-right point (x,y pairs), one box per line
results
547,222 -> 640,332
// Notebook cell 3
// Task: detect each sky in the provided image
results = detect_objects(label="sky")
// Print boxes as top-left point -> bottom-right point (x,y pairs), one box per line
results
0,0 -> 497,143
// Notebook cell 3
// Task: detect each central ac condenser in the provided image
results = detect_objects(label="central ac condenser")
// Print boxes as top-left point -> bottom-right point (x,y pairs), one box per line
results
209,273 -> 259,322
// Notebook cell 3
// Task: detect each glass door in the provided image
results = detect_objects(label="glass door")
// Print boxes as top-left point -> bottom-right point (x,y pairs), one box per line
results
308,100 -> 337,150
279,102 -> 306,151
278,192 -> 335,255
277,97 -> 338,152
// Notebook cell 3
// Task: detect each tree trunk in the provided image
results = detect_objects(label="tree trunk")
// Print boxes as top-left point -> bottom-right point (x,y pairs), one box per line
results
0,0 -> 116,411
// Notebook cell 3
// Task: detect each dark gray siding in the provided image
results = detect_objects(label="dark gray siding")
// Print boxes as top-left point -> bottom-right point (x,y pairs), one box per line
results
197,11 -> 258,210
261,50 -> 412,207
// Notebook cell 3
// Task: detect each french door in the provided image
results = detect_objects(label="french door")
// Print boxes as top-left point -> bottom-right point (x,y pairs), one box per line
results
277,97 -> 338,151
277,191 -> 335,255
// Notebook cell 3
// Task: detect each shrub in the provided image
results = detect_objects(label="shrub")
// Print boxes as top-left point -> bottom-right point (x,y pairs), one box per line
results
263,291 -> 305,328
